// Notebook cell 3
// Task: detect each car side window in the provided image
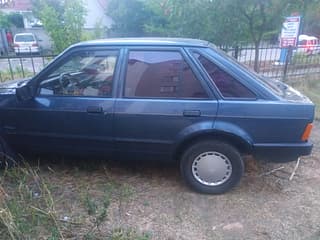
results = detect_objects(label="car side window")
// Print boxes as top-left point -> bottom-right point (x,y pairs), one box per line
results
124,50 -> 209,99
39,50 -> 118,97
193,52 -> 256,99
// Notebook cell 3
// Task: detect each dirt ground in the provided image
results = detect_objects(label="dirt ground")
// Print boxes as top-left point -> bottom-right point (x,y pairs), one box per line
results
10,120 -> 317,240
1,121 -> 320,240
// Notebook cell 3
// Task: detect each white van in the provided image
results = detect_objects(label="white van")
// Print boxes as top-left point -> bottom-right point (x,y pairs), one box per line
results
297,35 -> 320,55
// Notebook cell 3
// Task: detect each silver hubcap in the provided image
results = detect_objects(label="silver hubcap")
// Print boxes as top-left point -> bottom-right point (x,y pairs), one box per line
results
192,151 -> 232,186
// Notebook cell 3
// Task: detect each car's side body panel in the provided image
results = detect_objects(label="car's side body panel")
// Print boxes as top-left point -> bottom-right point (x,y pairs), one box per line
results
0,95 -> 116,156
217,101 -> 314,143
216,101 -> 314,161
114,99 -> 218,160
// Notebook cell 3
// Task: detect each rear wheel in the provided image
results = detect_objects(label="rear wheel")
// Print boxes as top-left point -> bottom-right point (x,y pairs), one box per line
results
180,140 -> 244,194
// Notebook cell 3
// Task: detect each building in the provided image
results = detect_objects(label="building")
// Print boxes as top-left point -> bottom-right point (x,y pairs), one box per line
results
0,0 -> 113,52
84,0 -> 113,29
1,0 -> 112,29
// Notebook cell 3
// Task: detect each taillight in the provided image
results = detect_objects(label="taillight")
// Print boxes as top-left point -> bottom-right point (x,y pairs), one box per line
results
301,123 -> 313,141
32,43 -> 38,47
13,43 -> 19,47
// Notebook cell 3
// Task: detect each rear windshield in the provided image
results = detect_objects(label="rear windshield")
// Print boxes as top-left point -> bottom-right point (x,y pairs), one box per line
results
15,35 -> 35,42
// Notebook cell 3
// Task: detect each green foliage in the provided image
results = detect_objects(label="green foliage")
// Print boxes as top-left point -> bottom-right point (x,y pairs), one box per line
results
81,21 -> 107,41
0,11 -> 10,28
299,0 -> 320,35
0,163 -> 64,239
83,191 -> 98,215
291,75 -> 320,119
107,0 -> 256,45
32,0 -> 86,53
92,20 -> 107,39
0,12 -> 24,28
7,13 -> 24,28
0,67 -> 34,82
107,0 -> 319,48
109,228 -> 151,240
108,0 -> 153,37
144,0 -> 211,38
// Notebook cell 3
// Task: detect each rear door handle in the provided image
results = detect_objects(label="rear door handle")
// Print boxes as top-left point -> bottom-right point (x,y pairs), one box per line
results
183,110 -> 201,117
87,106 -> 103,114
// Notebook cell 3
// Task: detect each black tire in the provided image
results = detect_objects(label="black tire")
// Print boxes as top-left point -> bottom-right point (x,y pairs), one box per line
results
180,140 -> 244,194
0,137 -> 19,169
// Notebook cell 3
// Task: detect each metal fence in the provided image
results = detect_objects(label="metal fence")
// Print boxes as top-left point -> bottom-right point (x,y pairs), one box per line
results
0,43 -> 319,82
0,54 -> 55,82
224,43 -> 320,80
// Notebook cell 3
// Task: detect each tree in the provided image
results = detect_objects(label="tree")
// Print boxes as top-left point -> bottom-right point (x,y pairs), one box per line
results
106,0 -> 319,72
107,0 -> 249,45
229,0 -> 294,71
32,0 -> 86,53
108,0 -> 153,37
7,13 -> 24,28
0,12 -> 24,29
229,0 -> 320,72
0,11 -> 10,29
295,0 -> 320,35
144,0 -> 210,38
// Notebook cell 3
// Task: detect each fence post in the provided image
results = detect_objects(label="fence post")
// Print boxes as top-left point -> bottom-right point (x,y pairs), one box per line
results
234,45 -> 239,60
282,46 -> 293,82
7,58 -> 14,80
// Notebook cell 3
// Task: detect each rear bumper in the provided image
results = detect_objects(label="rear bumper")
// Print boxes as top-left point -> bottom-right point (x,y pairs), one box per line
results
253,142 -> 313,163
14,47 -> 40,54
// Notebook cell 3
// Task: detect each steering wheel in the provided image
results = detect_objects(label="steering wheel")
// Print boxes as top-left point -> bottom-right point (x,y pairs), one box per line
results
58,73 -> 74,91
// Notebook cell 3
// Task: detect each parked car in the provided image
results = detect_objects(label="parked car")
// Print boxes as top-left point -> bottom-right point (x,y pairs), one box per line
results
0,38 -> 315,194
13,33 -> 41,55
297,34 -> 320,55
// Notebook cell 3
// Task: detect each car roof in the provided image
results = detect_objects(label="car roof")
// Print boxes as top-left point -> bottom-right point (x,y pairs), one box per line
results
74,38 -> 211,48
299,34 -> 318,41
15,33 -> 35,36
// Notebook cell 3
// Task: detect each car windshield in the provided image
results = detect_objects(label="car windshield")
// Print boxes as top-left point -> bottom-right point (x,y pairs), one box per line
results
15,35 -> 35,42
208,44 -> 287,97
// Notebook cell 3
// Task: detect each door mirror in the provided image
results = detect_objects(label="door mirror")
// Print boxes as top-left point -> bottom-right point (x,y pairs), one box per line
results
16,84 -> 35,101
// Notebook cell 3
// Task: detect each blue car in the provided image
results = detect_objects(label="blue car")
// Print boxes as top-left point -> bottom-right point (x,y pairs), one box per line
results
0,38 -> 315,194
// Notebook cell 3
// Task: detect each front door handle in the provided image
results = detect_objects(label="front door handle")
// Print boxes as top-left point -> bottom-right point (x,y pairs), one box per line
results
3,125 -> 16,133
183,110 -> 201,117
87,106 -> 103,114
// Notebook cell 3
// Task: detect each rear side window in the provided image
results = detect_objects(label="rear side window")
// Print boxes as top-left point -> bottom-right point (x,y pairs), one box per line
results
124,50 -> 208,99
193,52 -> 256,98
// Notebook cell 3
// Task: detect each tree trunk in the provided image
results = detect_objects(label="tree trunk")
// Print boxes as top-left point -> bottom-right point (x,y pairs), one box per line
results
254,41 -> 260,73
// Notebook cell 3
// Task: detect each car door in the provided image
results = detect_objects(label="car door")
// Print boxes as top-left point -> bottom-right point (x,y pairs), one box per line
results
2,48 -> 121,156
113,47 -> 218,161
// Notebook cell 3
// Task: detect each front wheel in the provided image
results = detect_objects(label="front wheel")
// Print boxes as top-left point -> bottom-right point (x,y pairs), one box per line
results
180,140 -> 244,194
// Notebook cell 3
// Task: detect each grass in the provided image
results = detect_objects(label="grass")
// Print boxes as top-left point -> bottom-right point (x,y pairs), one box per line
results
0,162 -> 64,239
288,74 -> 320,120
0,159 -> 150,239
291,52 -> 320,65
0,67 -> 34,82
108,228 -> 151,240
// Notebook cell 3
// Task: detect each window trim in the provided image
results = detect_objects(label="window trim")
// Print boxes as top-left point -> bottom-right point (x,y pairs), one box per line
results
35,47 -> 122,99
190,49 -> 258,101
120,47 -> 214,100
